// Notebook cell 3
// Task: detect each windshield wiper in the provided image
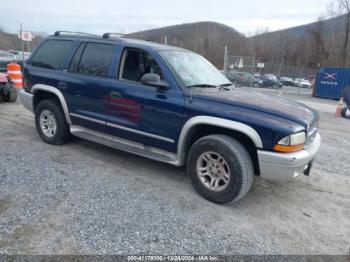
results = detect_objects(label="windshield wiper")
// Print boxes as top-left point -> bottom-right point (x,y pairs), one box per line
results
218,83 -> 235,90
187,84 -> 217,88
219,83 -> 234,87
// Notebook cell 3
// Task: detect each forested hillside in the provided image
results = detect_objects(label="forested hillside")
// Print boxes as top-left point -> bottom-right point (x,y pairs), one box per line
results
1,6 -> 350,70
130,22 -> 248,68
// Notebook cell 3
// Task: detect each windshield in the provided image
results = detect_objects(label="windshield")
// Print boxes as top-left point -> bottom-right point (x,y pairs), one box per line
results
160,51 -> 230,88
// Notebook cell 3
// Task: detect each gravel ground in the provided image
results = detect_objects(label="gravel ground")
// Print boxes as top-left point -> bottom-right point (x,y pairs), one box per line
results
0,90 -> 349,255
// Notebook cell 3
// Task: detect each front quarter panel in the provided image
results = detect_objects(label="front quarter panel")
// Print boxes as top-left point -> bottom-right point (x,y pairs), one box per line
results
184,97 -> 305,150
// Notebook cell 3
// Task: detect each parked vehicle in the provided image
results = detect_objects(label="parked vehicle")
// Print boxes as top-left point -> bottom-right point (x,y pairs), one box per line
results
0,50 -> 16,61
280,76 -> 296,86
224,70 -> 245,86
295,78 -> 312,88
0,73 -> 18,102
225,70 -> 261,87
0,50 -> 16,72
19,31 -> 321,204
255,75 -> 282,88
265,74 -> 278,81
241,72 -> 263,87
9,50 -> 32,61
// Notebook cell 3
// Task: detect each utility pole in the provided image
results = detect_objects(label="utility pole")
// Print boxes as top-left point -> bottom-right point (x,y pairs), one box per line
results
20,23 -> 25,64
251,56 -> 255,87
223,45 -> 228,73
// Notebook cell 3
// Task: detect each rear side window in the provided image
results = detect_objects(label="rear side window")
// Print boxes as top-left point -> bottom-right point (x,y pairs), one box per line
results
31,40 -> 73,70
76,43 -> 114,77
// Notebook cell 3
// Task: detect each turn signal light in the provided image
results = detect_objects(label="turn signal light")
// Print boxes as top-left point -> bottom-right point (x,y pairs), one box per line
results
273,143 -> 304,153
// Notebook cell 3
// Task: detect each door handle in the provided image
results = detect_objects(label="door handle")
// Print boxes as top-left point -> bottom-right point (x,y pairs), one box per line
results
111,91 -> 122,99
58,81 -> 68,90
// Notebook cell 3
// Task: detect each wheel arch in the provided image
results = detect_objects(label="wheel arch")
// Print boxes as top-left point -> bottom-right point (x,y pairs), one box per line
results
32,84 -> 72,124
176,116 -> 263,175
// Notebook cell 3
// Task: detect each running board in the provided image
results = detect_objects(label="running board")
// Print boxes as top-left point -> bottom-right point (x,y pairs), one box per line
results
70,125 -> 179,165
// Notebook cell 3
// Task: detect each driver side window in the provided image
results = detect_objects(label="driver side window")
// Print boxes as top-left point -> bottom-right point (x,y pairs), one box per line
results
119,48 -> 163,82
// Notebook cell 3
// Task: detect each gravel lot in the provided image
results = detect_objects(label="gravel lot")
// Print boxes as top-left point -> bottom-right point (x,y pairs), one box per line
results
0,89 -> 349,255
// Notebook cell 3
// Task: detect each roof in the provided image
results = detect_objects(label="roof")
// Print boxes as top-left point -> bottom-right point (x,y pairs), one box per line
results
48,32 -> 189,52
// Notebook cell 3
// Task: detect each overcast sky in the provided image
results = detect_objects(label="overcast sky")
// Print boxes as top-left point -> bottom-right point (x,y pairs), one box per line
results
1,0 -> 331,36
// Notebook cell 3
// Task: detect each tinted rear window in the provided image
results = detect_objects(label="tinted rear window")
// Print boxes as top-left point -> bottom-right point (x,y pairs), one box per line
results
77,43 -> 114,77
31,40 -> 73,70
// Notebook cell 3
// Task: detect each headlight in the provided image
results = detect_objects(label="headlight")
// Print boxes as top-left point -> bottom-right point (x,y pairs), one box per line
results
273,132 -> 306,153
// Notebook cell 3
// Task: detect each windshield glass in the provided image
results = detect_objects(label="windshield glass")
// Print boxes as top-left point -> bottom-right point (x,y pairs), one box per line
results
160,51 -> 230,87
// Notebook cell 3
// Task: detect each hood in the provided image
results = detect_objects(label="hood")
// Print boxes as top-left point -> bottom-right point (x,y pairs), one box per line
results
191,88 -> 317,128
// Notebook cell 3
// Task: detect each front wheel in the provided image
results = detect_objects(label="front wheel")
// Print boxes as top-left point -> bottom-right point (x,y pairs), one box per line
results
35,99 -> 71,145
187,135 -> 254,204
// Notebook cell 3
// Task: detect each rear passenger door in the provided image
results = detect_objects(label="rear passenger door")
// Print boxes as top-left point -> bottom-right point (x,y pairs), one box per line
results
61,42 -> 115,130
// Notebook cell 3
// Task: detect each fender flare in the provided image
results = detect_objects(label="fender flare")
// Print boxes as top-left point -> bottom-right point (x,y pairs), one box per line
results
175,116 -> 263,166
31,84 -> 72,124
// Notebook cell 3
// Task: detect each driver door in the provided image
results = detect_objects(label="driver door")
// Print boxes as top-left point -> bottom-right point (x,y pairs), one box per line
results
106,48 -> 185,152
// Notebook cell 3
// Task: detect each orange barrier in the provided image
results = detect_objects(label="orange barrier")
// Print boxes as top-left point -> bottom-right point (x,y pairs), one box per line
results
335,97 -> 344,117
7,62 -> 23,89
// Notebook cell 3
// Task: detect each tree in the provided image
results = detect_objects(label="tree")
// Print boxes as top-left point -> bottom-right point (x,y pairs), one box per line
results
338,0 -> 350,66
308,18 -> 329,66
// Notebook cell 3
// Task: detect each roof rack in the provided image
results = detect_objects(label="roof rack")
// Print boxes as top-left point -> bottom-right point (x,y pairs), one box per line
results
102,32 -> 125,38
54,31 -> 99,37
102,32 -> 148,41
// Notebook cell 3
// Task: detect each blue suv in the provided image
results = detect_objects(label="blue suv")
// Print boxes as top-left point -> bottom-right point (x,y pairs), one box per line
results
19,31 -> 321,204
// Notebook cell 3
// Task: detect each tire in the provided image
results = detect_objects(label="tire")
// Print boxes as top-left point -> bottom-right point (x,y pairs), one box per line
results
187,134 -> 254,204
35,99 -> 71,145
6,87 -> 18,102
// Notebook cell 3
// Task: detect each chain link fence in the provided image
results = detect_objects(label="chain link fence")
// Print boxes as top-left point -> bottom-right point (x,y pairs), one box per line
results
223,50 -> 317,94
225,54 -> 317,78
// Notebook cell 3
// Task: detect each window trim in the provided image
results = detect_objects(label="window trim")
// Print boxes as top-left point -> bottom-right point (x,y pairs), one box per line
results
118,47 -> 166,85
118,48 -> 129,80
68,42 -> 87,73
29,39 -> 74,71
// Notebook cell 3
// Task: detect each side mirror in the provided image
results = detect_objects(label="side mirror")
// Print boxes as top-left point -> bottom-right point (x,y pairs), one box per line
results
140,73 -> 169,90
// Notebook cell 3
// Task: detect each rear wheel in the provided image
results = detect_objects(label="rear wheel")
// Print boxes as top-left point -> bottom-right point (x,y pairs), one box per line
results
35,99 -> 70,145
187,135 -> 254,204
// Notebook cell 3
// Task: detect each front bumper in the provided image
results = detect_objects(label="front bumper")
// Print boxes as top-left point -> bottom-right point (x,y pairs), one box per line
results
258,133 -> 321,180
19,89 -> 34,112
